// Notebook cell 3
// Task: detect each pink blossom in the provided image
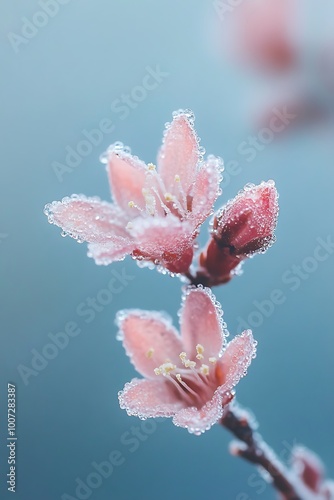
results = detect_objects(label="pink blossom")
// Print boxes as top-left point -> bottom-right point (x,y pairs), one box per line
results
44,110 -> 222,274
197,181 -> 278,286
117,287 -> 256,435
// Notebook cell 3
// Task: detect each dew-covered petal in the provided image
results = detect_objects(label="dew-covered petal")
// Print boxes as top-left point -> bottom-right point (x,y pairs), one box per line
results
118,378 -> 184,418
172,391 -> 224,434
157,111 -> 199,194
131,215 -> 195,274
116,310 -> 184,378
191,156 -> 223,226
217,330 -> 257,391
44,195 -> 128,243
87,239 -> 135,265
106,144 -> 147,214
215,181 -> 279,255
180,287 -> 226,361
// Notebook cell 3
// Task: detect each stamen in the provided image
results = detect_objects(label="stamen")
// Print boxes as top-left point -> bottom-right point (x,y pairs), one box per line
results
159,362 -> 176,376
150,187 -> 171,215
196,344 -> 204,360
209,357 -> 217,364
164,192 -> 174,202
173,174 -> 187,215
200,364 -> 210,376
147,163 -> 156,171
184,359 -> 196,369
179,352 -> 187,362
175,373 -> 198,398
128,201 -> 143,212
142,188 -> 156,216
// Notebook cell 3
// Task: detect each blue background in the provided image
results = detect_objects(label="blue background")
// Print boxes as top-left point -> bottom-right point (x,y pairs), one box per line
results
1,1 -> 333,499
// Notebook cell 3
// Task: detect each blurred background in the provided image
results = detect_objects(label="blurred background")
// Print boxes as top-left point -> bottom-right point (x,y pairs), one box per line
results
1,1 -> 333,499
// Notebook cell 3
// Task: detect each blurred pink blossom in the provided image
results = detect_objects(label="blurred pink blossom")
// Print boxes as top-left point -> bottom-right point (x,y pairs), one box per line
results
44,110 -> 222,274
291,446 -> 334,499
117,287 -> 256,434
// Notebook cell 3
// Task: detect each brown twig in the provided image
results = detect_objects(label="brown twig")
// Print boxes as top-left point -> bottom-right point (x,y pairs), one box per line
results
220,404 -> 308,500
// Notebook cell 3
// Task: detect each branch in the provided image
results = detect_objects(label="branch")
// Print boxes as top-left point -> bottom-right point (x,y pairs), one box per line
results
220,404 -> 312,500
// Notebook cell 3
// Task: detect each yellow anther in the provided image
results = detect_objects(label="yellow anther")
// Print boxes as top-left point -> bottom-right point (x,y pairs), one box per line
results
146,348 -> 154,359
175,374 -> 182,383
160,362 -> 176,375
179,352 -> 187,361
184,359 -> 196,369
154,368 -> 161,375
196,344 -> 204,360
209,357 -> 217,364
174,174 -> 181,183
164,192 -> 174,202
147,163 -> 156,171
200,364 -> 210,376
128,201 -> 135,208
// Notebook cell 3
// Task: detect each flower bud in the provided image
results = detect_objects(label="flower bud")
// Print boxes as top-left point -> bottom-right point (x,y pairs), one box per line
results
197,181 -> 278,286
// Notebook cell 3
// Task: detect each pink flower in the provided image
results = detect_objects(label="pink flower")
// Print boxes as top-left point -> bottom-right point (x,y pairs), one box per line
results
197,181 -> 278,286
117,287 -> 256,435
44,110 -> 222,274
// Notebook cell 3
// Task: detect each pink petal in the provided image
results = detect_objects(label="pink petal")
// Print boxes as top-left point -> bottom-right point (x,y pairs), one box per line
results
191,156 -> 223,226
172,391 -> 224,434
157,111 -> 199,193
116,310 -> 184,378
218,330 -> 257,390
180,287 -> 225,361
87,239 -> 135,265
118,378 -> 184,419
131,216 -> 195,273
44,195 -> 127,243
106,145 -> 147,214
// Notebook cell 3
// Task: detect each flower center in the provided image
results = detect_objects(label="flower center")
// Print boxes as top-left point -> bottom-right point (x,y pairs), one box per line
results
153,344 -> 218,407
127,164 -> 189,220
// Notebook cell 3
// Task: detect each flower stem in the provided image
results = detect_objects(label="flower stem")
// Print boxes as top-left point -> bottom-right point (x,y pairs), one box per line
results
220,404 -> 306,500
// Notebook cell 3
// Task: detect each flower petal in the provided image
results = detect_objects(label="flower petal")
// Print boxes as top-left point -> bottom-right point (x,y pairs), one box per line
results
157,111 -> 199,193
172,391 -> 224,434
218,330 -> 257,390
131,215 -> 195,273
180,287 -> 225,361
44,195 -> 127,243
87,239 -> 135,265
106,144 -> 147,214
116,310 -> 184,378
118,378 -> 184,419
191,156 -> 223,226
